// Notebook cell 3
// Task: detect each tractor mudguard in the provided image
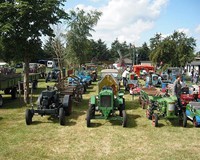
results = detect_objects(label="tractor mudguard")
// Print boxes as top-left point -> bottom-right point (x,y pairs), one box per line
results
63,95 -> 71,108
90,95 -> 96,105
36,94 -> 42,106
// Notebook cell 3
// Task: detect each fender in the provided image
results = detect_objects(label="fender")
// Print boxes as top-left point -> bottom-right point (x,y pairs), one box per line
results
90,95 -> 96,105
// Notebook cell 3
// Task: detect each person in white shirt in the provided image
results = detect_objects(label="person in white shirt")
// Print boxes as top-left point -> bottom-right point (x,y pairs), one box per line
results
122,68 -> 129,87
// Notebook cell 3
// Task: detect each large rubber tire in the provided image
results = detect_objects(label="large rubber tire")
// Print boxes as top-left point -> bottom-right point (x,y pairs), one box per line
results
122,110 -> 127,127
32,80 -> 38,89
141,101 -> 145,109
183,112 -> 187,127
193,117 -> 198,127
119,98 -> 125,117
152,113 -> 158,127
25,109 -> 33,125
138,96 -> 142,105
86,109 -> 91,127
11,87 -> 17,99
90,104 -> 95,118
59,108 -> 65,126
0,94 -> 3,107
63,95 -> 72,116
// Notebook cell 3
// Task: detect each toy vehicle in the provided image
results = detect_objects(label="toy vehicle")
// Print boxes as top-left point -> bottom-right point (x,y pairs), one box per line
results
145,94 -> 184,127
183,102 -> 200,127
25,86 -> 72,125
125,72 -> 138,91
180,86 -> 196,107
86,74 -> 127,127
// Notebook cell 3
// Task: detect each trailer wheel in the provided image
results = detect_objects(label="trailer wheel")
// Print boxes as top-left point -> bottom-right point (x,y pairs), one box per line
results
59,108 -> 65,126
86,109 -> 91,127
11,87 -> 17,99
0,95 -> 3,107
152,113 -> 158,127
25,109 -> 33,125
138,96 -> 142,104
183,112 -> 187,127
32,80 -> 38,89
141,101 -> 145,109
122,110 -> 127,127
63,95 -> 72,116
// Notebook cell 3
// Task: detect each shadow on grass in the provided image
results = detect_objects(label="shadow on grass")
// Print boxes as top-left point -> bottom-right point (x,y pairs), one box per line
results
126,114 -> 141,128
0,117 -> 3,121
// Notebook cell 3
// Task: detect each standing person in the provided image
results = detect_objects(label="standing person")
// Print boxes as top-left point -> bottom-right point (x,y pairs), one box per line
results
122,68 -> 129,88
173,75 -> 182,112
194,70 -> 199,84
191,69 -> 194,83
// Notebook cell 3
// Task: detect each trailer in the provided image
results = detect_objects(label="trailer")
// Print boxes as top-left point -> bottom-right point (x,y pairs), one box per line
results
0,74 -> 22,107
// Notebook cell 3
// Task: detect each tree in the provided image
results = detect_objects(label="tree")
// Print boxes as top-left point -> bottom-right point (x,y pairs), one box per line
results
0,0 -> 68,103
66,8 -> 102,65
87,39 -> 110,63
149,31 -> 196,68
137,42 -> 150,63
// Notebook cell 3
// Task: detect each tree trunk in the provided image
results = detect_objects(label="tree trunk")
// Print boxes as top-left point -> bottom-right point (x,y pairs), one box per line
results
24,57 -> 30,104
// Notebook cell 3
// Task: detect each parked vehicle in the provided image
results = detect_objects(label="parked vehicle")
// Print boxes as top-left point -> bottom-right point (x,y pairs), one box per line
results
184,102 -> 200,127
86,74 -> 127,127
47,61 -> 55,68
25,86 -> 72,125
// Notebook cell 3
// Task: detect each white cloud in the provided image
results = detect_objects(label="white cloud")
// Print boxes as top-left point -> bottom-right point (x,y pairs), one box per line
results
72,0 -> 169,47
177,28 -> 190,35
195,24 -> 200,34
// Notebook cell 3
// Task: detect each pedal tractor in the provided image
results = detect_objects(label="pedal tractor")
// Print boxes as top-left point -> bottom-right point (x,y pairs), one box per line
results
86,74 -> 127,127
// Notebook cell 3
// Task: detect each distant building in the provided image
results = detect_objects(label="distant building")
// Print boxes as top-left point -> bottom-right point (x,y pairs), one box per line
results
186,56 -> 200,74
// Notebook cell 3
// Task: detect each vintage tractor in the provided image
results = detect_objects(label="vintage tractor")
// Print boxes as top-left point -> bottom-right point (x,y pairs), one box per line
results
146,94 -> 184,127
25,86 -> 72,126
86,74 -> 127,127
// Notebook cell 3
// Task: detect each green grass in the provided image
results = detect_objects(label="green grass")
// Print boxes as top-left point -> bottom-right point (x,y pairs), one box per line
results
0,79 -> 200,160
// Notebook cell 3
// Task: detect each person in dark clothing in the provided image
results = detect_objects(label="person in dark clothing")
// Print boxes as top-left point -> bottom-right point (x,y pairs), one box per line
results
173,75 -> 182,112
191,69 -> 194,83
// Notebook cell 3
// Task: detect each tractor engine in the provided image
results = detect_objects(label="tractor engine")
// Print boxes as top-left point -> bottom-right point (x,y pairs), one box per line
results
37,87 -> 58,109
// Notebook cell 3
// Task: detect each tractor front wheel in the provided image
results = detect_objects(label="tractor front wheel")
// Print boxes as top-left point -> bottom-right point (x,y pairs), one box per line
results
122,110 -> 127,127
59,108 -> 66,126
152,113 -> 158,127
86,109 -> 91,127
183,112 -> 187,127
25,109 -> 33,125
193,117 -> 198,127
146,109 -> 152,120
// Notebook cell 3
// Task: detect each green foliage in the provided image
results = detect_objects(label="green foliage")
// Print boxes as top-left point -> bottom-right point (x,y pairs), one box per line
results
66,8 -> 102,65
149,31 -> 196,67
0,0 -> 68,62
137,42 -> 150,63
87,39 -> 110,62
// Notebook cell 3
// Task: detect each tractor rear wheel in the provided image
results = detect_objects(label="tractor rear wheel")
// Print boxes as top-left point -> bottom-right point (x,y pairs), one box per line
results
152,113 -> 158,127
141,101 -> 145,109
86,109 -> 91,127
25,109 -> 33,125
59,108 -> 66,126
183,112 -> 187,127
122,110 -> 127,127
63,95 -> 72,116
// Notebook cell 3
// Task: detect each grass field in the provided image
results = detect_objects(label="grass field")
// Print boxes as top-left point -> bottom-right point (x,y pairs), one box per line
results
0,79 -> 200,160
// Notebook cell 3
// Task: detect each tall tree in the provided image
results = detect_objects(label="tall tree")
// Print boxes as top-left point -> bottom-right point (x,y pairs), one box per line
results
149,31 -> 196,68
66,8 -> 102,65
0,0 -> 68,103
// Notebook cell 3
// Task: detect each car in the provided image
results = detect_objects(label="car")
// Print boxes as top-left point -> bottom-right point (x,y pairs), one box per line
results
183,102 -> 200,127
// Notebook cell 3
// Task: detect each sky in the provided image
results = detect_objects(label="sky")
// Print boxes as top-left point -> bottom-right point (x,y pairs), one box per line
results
64,0 -> 200,51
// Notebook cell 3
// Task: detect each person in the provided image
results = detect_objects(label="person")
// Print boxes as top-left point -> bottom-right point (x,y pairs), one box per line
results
173,75 -> 183,113
191,69 -> 194,83
122,68 -> 129,88
194,70 -> 199,84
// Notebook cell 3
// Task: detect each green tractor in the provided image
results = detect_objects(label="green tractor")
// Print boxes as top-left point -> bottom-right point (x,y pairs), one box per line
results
86,74 -> 127,127
146,94 -> 184,127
